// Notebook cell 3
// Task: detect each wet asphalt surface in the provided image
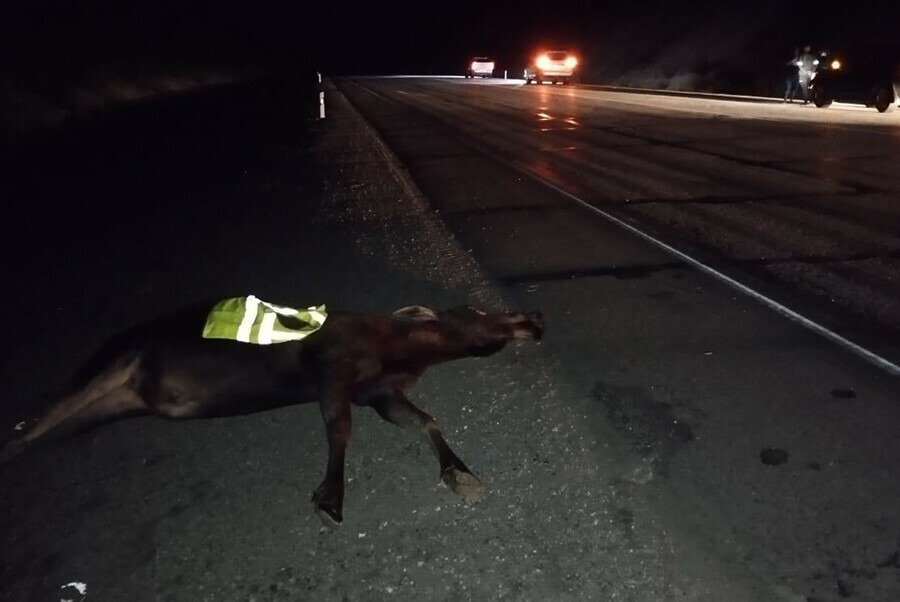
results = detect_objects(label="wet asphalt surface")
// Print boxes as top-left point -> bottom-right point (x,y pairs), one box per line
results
339,77 -> 900,368
0,75 -> 899,602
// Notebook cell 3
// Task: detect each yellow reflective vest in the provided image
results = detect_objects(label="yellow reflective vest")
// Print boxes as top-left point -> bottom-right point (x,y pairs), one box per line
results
202,295 -> 327,345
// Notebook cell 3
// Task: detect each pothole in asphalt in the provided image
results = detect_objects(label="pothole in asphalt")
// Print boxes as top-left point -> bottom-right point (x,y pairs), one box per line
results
591,381 -> 694,478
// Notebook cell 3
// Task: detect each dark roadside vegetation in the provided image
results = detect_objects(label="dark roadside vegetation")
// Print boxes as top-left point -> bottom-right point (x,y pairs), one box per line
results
0,63 -> 323,424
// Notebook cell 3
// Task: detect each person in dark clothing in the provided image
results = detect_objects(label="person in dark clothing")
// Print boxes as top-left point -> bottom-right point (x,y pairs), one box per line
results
784,47 -> 801,102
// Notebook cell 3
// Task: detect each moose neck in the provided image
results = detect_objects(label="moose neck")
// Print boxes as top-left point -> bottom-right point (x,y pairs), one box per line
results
404,325 -> 505,364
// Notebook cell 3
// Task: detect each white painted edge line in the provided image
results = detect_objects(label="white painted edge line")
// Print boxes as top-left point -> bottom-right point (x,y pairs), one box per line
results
500,157 -> 900,379
590,84 -> 779,102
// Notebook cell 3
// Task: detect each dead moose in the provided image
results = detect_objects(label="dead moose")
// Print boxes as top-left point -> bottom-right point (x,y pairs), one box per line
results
0,300 -> 544,525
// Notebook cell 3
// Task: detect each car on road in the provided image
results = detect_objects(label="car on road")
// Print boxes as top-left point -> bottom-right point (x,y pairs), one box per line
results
466,57 -> 495,78
809,48 -> 900,112
524,51 -> 577,85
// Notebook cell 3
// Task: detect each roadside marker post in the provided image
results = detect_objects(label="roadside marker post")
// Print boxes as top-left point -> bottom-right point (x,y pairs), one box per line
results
316,70 -> 325,120
504,69 -> 507,79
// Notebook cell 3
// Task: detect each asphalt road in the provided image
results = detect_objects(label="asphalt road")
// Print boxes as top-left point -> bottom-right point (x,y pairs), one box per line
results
334,77 -> 900,600
339,77 -> 900,371
0,76 -> 898,602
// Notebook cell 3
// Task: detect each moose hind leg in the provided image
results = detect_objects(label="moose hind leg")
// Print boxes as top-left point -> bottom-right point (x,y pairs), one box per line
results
371,391 -> 485,501
46,387 -> 149,441
2,387 -> 149,462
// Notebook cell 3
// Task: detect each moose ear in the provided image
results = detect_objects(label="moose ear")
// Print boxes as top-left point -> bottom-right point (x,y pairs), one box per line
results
392,305 -> 439,322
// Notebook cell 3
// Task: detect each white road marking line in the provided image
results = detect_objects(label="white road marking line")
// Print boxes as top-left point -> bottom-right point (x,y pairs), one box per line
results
509,162 -> 900,378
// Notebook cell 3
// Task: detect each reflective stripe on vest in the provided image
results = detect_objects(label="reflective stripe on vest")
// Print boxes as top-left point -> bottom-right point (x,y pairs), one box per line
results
202,295 -> 327,344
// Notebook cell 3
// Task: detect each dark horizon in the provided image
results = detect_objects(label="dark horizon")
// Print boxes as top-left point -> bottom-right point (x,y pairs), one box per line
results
2,1 -> 899,99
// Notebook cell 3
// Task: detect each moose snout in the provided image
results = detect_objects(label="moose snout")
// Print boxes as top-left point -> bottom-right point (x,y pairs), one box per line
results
510,311 -> 544,341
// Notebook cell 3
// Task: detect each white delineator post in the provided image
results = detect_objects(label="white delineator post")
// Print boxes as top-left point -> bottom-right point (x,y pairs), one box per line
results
504,69 -> 507,79
316,71 -> 325,119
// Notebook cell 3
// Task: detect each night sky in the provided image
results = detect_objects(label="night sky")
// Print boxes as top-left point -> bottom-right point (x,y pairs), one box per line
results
2,1 -> 899,96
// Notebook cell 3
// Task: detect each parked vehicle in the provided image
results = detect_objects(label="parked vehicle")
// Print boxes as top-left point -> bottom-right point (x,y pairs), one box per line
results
467,57 -> 495,78
809,47 -> 900,112
524,51 -> 578,85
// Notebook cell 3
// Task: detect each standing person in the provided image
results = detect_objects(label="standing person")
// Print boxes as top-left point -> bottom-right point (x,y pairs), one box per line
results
784,47 -> 801,102
797,45 -> 819,104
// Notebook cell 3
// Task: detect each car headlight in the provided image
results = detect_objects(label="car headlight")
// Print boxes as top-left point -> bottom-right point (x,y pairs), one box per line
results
536,55 -> 551,70
565,56 -> 578,68
830,59 -> 841,70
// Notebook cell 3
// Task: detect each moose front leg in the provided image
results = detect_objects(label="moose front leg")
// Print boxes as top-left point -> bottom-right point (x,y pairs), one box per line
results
371,390 -> 485,501
312,366 -> 354,527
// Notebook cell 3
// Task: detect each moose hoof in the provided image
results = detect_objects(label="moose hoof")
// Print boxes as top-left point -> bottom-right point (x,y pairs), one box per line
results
313,502 -> 343,528
442,468 -> 486,502
311,487 -> 343,528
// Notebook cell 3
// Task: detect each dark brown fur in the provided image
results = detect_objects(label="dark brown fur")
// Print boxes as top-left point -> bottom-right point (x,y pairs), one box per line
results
1,302 -> 543,525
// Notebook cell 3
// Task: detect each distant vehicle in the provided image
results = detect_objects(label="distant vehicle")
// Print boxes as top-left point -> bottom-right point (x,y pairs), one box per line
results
809,48 -> 899,112
466,57 -> 495,78
524,51 -> 578,85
